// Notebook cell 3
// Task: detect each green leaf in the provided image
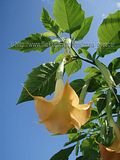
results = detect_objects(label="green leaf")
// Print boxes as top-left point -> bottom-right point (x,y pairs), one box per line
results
98,121 -> 114,147
84,67 -> 100,80
108,57 -> 120,73
42,31 -> 56,37
41,8 -> 60,35
92,91 -> 107,113
50,40 -> 63,55
96,94 -> 107,113
10,33 -> 51,53
90,108 -> 99,119
87,78 -> 101,92
50,145 -> 75,160
82,122 -> 99,130
78,46 -> 89,54
97,11 -> 120,56
17,62 -> 59,104
84,67 -> 100,73
75,141 -> 80,156
65,59 -> 82,76
114,72 -> 120,85
55,53 -> 65,62
80,137 -> 99,160
70,79 -> 85,95
79,48 -> 93,61
53,0 -> 84,33
72,16 -> 93,40
64,133 -> 87,146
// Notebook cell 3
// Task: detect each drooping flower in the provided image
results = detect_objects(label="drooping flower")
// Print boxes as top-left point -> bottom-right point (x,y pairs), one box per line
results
25,60 -> 92,134
34,80 -> 92,134
25,61 -> 93,134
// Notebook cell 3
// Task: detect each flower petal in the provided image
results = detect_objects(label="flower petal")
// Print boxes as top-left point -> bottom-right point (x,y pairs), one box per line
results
99,144 -> 120,160
63,81 -> 79,105
106,138 -> 120,153
41,103 -> 74,134
34,96 -> 56,121
34,80 -> 92,134
70,102 -> 92,129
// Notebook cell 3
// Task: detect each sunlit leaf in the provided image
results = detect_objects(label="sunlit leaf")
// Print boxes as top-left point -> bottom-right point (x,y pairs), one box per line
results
42,31 -> 56,37
65,59 -> 82,76
78,48 -> 93,61
41,8 -> 60,35
78,46 -> 90,54
72,16 -> 93,40
84,67 -> 100,80
53,0 -> 84,33
55,53 -> 65,62
97,11 -> 120,56
10,33 -> 51,53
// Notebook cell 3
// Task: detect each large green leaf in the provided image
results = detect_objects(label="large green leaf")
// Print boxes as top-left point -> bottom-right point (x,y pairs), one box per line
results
50,145 -> 75,160
17,62 -> 59,104
41,8 -> 60,35
65,59 -> 82,76
97,11 -> 120,56
53,0 -> 84,33
72,16 -> 93,41
10,33 -> 52,52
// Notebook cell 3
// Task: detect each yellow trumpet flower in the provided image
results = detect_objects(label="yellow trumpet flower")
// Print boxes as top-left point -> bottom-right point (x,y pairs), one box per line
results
33,79 -> 92,134
25,60 -> 92,134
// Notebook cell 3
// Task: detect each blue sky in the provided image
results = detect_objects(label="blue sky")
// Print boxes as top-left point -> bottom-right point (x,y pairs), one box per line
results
1,0 -> 120,160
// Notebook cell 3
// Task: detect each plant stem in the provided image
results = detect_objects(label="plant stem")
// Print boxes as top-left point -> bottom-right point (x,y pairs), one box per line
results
56,34 -> 96,65
71,47 -> 95,65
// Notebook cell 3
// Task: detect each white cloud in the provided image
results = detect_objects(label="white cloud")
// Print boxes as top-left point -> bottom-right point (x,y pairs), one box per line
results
116,2 -> 120,8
